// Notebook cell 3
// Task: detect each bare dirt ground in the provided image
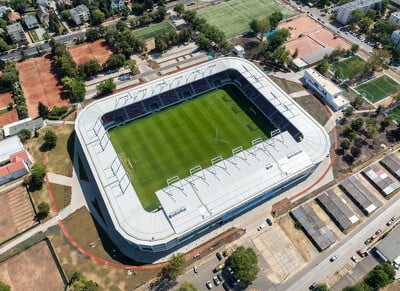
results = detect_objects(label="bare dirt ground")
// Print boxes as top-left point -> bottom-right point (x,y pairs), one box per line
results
0,92 -> 13,109
69,39 -> 113,66
0,240 -> 65,291
16,54 -> 69,117
0,186 -> 37,243
278,215 -> 318,262
0,109 -> 19,128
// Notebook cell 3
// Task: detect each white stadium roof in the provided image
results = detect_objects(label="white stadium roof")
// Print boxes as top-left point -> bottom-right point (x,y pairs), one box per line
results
75,57 -> 330,248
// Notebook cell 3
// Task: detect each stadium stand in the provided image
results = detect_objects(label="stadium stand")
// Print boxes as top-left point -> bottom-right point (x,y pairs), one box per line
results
159,90 -> 180,107
191,78 -> 211,94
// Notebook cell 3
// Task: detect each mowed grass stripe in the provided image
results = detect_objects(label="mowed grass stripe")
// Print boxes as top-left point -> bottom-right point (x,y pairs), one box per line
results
109,85 -> 273,211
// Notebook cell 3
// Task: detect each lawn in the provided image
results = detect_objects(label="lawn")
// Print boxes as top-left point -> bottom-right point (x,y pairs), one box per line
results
197,0 -> 295,38
387,106 -> 400,122
133,22 -> 175,40
51,183 -> 71,210
356,75 -> 400,104
109,85 -> 274,211
294,95 -> 330,126
330,56 -> 366,80
269,75 -> 303,94
30,29 -> 39,42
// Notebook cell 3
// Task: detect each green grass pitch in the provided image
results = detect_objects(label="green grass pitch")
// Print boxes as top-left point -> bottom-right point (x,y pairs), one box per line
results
132,22 -> 174,40
109,85 -> 274,211
330,56 -> 366,81
387,106 -> 400,122
197,0 -> 295,38
356,75 -> 400,104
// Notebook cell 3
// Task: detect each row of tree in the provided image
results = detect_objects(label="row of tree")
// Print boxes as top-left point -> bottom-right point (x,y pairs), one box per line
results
154,28 -> 192,52
344,262 -> 395,290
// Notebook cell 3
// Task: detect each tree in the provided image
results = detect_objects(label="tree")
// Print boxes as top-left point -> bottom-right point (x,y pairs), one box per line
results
365,268 -> 391,288
18,129 -> 32,143
60,10 -> 71,20
351,118 -> 364,131
230,246 -> 259,283
316,57 -> 330,74
178,282 -> 198,291
343,282 -> 370,291
382,116 -> 393,128
0,281 -> 10,291
29,164 -> 47,191
97,78 -> 116,94
351,43 -> 360,54
155,36 -> 168,52
44,129 -> 58,149
38,102 -> 50,118
174,3 -> 185,14
352,95 -> 364,109
86,27 -> 104,42
125,59 -> 137,75
350,8 -> 365,25
269,11 -> 283,28
314,283 -> 329,291
37,202 -> 50,218
70,271 -> 99,291
91,9 -> 105,25
163,253 -> 186,280
103,54 -> 126,70
258,17 -> 271,34
267,28 -> 290,51
341,139 -> 351,150
78,60 -> 102,78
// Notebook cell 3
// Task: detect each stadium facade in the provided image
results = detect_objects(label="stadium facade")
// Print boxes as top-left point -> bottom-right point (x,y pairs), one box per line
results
75,58 -> 330,256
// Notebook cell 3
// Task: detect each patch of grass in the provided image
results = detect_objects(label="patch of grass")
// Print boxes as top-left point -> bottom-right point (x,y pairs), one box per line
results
50,183 -> 71,210
294,95 -> 329,126
330,56 -> 366,80
197,0 -> 295,38
356,75 -> 400,103
133,22 -> 174,40
47,125 -> 74,177
269,75 -> 303,94
147,60 -> 160,69
30,29 -> 39,42
109,85 -> 274,211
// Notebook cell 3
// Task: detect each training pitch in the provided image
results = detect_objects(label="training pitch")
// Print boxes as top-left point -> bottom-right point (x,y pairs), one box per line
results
109,85 -> 274,211
356,75 -> 400,104
387,106 -> 400,122
133,22 -> 175,40
330,55 -> 366,81
197,0 -> 294,38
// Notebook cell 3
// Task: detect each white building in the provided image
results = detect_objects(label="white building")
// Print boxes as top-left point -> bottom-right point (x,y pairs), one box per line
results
303,68 -> 350,111
391,30 -> 400,48
233,45 -> 244,55
336,0 -> 383,25
389,11 -> 400,24
110,0 -> 124,10
69,5 -> 90,25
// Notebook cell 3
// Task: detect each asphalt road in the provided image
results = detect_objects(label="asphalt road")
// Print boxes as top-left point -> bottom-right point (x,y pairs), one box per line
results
279,191 -> 400,291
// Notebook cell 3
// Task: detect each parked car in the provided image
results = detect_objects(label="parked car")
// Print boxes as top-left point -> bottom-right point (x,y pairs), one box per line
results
351,256 -> 359,263
213,276 -> 220,286
217,273 -> 224,281
387,219 -> 393,226
330,255 -> 338,262
309,282 -> 317,290
357,250 -> 368,258
193,266 -> 198,273
206,281 -> 212,289
391,216 -> 398,222
375,229 -> 382,235
216,252 -> 223,261
213,263 -> 225,273
371,234 -> 377,240
364,238 -> 372,245
266,218 -> 273,226
227,266 -> 234,275
257,224 -> 265,231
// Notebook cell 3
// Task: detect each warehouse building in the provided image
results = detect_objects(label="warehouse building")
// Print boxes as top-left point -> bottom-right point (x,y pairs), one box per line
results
380,153 -> 400,180
363,164 -> 399,196
340,175 -> 382,215
375,226 -> 400,266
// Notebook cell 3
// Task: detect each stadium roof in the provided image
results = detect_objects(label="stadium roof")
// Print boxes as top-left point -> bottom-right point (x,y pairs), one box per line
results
75,57 -> 330,247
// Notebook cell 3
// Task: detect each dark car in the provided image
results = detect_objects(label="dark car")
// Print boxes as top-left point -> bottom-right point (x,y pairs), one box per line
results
222,282 -> 230,291
216,252 -> 223,261
364,238 -> 372,245
266,218 -> 273,226
309,282 -> 317,290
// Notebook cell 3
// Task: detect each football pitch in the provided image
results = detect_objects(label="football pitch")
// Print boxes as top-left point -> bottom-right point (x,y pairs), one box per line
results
356,75 -> 400,104
132,22 -> 174,40
330,56 -> 366,81
197,0 -> 295,38
109,85 -> 274,211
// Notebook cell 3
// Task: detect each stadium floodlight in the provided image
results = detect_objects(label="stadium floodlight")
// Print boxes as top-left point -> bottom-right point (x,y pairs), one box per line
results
271,129 -> 281,138
231,146 -> 247,165
189,165 -> 206,183
166,176 -> 184,196
208,155 -> 226,176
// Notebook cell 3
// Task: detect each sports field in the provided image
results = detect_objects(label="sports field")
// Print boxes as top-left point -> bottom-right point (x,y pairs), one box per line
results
109,85 -> 274,211
356,75 -> 400,103
197,0 -> 295,38
387,106 -> 400,122
330,56 -> 366,80
133,22 -> 175,40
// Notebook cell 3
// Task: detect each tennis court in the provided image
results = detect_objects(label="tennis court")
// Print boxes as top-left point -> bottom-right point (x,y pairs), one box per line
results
109,85 -> 274,211
356,75 -> 400,104
133,22 -> 175,40
197,0 -> 295,38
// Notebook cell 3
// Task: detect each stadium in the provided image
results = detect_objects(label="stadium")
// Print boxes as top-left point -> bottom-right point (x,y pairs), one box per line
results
75,57 -> 330,257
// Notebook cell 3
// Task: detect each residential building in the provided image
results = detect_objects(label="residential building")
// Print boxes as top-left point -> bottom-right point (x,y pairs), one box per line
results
336,0 -> 383,25
36,5 -> 50,27
69,4 -> 90,25
36,0 -> 49,7
110,0 -> 124,10
24,15 -> 39,29
6,22 -> 27,43
303,68 -> 350,111
391,30 -> 400,48
389,11 -> 400,24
